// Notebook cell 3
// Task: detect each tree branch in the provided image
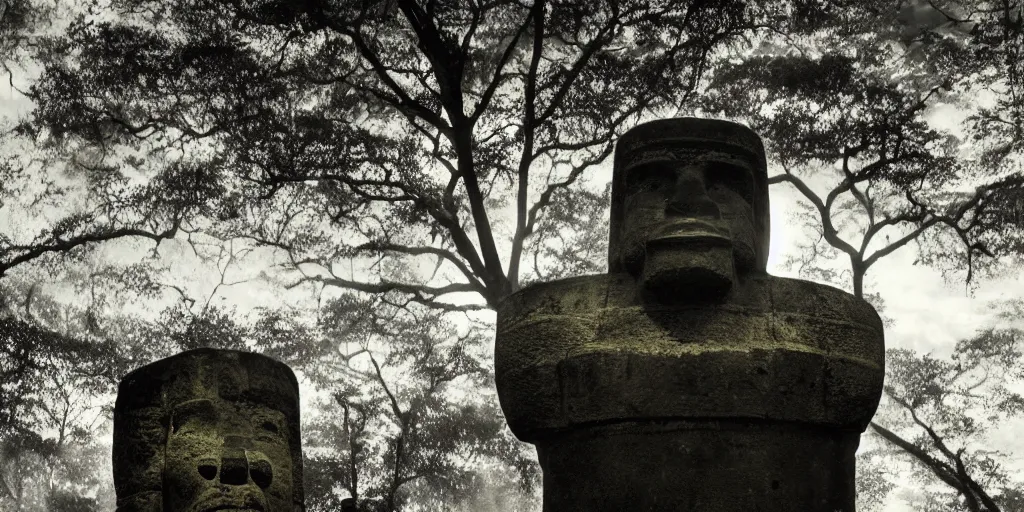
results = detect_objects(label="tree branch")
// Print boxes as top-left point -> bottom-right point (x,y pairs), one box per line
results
322,15 -> 453,137
506,0 -> 546,288
470,5 -> 534,122
350,241 -> 487,296
293,273 -> 487,312
768,170 -> 861,258
0,219 -> 181,278
869,422 -> 968,498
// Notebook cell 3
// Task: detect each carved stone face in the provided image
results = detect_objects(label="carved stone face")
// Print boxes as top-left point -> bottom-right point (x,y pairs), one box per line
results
163,397 -> 293,512
113,349 -> 303,512
619,158 -> 757,299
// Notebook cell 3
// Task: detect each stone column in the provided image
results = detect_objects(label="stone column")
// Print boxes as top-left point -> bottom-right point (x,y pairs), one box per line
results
113,348 -> 305,512
494,118 -> 884,512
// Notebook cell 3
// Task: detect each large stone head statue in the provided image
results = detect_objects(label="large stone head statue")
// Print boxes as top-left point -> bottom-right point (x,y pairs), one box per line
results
609,118 -> 770,299
496,117 -> 884,512
113,348 -> 304,512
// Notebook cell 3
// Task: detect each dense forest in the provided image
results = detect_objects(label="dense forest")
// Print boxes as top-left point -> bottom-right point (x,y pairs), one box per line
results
1,0 -> 1023,510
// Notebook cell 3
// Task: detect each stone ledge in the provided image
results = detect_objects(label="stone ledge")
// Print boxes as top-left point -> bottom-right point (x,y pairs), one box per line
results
495,273 -> 884,441
496,347 -> 882,440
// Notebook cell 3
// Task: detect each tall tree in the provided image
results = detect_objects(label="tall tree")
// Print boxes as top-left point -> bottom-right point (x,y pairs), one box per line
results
252,294 -> 538,511
696,2 -> 1024,509
21,0 -> 777,309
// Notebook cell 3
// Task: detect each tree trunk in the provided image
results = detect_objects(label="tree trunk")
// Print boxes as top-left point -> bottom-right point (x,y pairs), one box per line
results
852,263 -> 865,299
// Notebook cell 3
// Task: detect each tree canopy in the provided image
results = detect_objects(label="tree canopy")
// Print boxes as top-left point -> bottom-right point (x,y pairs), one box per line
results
699,0 -> 1024,296
16,0 -> 782,310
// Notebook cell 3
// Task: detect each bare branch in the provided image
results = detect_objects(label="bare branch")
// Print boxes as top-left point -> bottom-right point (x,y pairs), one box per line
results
0,219 -> 182,278
768,171 -> 861,259
351,241 -> 487,296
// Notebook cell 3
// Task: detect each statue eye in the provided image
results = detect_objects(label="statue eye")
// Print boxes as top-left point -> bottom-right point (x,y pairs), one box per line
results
170,399 -> 217,434
706,163 -> 754,203
198,463 -> 217,480
256,420 -> 285,443
626,164 -> 674,193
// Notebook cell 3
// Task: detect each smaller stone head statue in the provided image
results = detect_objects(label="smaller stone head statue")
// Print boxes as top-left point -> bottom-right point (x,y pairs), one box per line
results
609,118 -> 770,300
113,348 -> 304,512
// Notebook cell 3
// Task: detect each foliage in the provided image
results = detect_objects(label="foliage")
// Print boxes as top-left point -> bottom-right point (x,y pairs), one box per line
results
164,304 -> 249,351
870,321 -> 1024,512
0,317 -> 47,434
254,293 -> 538,511
0,0 -> 59,71
0,304 -> 123,511
856,443 -> 900,512
15,0 -> 779,310
700,33 -> 1024,297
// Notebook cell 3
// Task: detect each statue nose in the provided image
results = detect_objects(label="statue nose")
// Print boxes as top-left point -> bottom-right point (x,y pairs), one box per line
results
667,168 -> 720,218
220,448 -> 250,485
215,447 -> 274,489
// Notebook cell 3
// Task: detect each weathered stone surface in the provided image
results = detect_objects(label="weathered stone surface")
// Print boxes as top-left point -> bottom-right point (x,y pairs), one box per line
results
113,348 -> 304,512
537,421 -> 858,512
494,117 -> 885,511
496,275 -> 884,438
608,117 -> 771,276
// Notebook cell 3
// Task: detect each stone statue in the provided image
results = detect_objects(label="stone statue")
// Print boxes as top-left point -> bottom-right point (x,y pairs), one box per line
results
609,118 -> 770,300
113,348 -> 304,512
495,118 -> 885,511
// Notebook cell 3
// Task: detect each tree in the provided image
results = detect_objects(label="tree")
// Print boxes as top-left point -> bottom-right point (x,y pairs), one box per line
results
252,294 -> 538,511
867,321 -> 1024,512
695,2 -> 1024,509
19,0 -> 782,310
1,0 -> 195,281
699,46 -> 1024,299
0,302 -> 125,512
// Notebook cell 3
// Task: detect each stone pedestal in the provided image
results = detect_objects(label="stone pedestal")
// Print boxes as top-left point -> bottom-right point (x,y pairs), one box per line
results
495,274 -> 884,512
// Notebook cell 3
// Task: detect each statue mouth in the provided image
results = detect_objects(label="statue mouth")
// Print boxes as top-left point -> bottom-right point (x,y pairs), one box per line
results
647,220 -> 731,247
195,498 -> 267,512
202,506 -> 265,512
